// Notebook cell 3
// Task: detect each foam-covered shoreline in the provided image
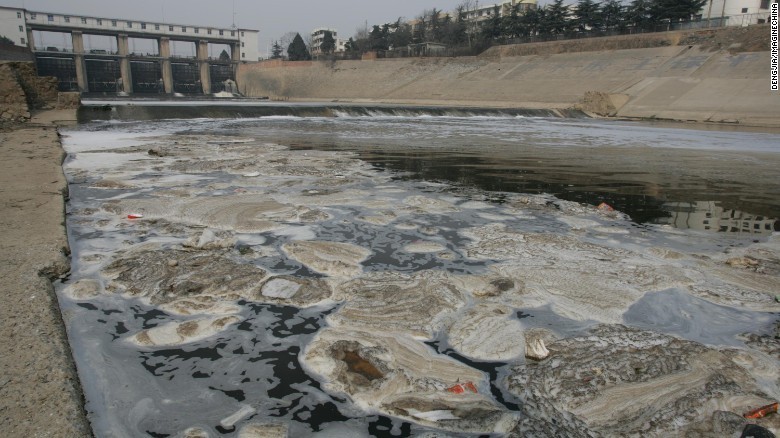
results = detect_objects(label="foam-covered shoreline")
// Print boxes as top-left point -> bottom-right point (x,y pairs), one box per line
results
56,116 -> 780,436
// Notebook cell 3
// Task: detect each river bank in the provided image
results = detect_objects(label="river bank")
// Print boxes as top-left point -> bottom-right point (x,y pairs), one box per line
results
0,110 -> 91,437
237,25 -> 776,128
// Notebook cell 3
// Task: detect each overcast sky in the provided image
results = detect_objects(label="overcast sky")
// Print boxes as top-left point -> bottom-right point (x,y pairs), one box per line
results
1,0 -> 556,56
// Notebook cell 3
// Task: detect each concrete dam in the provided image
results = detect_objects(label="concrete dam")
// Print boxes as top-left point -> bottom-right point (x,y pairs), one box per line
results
237,25 -> 776,127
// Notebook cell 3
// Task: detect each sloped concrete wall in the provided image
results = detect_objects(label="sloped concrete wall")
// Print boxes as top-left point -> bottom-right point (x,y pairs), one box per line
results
237,27 -> 775,126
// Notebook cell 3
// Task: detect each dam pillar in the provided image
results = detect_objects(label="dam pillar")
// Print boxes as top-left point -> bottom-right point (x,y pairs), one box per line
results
159,37 -> 173,94
117,34 -> 133,93
25,28 -> 35,50
231,43 -> 240,63
197,40 -> 211,95
71,31 -> 89,93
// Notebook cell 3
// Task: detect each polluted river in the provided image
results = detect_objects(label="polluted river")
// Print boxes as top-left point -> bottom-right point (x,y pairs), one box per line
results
59,103 -> 780,437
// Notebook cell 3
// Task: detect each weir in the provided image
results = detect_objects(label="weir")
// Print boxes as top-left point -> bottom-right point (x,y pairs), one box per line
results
22,10 -> 258,95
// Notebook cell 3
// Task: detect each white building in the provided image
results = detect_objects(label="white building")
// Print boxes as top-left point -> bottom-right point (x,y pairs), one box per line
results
463,0 -> 537,23
310,27 -> 344,56
700,0 -> 777,26
0,6 -> 29,46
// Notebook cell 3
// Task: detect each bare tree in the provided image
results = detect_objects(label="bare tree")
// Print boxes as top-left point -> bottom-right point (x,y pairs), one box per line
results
278,32 -> 299,52
458,0 -> 480,47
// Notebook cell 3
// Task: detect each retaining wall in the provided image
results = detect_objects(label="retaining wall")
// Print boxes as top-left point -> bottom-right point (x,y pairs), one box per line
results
237,25 -> 776,126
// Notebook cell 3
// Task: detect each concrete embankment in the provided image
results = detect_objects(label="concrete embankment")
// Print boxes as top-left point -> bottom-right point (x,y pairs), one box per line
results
237,25 -> 776,126
1,59 -> 90,436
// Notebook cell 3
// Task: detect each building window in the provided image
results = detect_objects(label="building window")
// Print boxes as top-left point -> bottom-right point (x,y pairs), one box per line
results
17,12 -> 21,19
30,14 -> 37,20
64,16 -> 70,23
242,52 -> 245,58
208,29 -> 212,35
155,24 -> 160,30
231,31 -> 235,36
20,38 -> 25,45
127,22 -> 132,28
194,28 -> 199,34
241,31 -> 245,36
169,25 -> 174,31
219,30 -> 224,35
96,19 -> 101,25
241,42 -> 244,47
760,0 -> 770,8
741,7 -> 748,12
112,20 -> 117,27
182,27 -> 186,32
19,25 -> 23,32
141,23 -> 147,29
48,14 -> 54,21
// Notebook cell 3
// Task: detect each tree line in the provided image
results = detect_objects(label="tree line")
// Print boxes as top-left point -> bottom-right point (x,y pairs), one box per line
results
269,0 -> 708,60
347,0 -> 708,54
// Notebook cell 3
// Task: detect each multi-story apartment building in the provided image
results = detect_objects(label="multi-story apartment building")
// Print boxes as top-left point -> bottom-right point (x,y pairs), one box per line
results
310,27 -> 345,56
0,6 -> 28,46
462,0 -> 538,23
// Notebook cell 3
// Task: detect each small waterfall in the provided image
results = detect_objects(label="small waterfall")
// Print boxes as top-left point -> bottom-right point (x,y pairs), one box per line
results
78,101 -> 588,122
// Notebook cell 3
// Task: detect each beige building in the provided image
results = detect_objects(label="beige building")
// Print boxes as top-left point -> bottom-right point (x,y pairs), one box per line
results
310,27 -> 345,56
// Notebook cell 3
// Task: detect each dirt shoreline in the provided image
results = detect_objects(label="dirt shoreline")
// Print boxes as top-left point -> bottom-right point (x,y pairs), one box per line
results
0,110 -> 91,437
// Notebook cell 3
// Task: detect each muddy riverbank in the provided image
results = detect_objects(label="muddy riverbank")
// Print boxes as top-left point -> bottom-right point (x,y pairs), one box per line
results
0,110 -> 91,437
